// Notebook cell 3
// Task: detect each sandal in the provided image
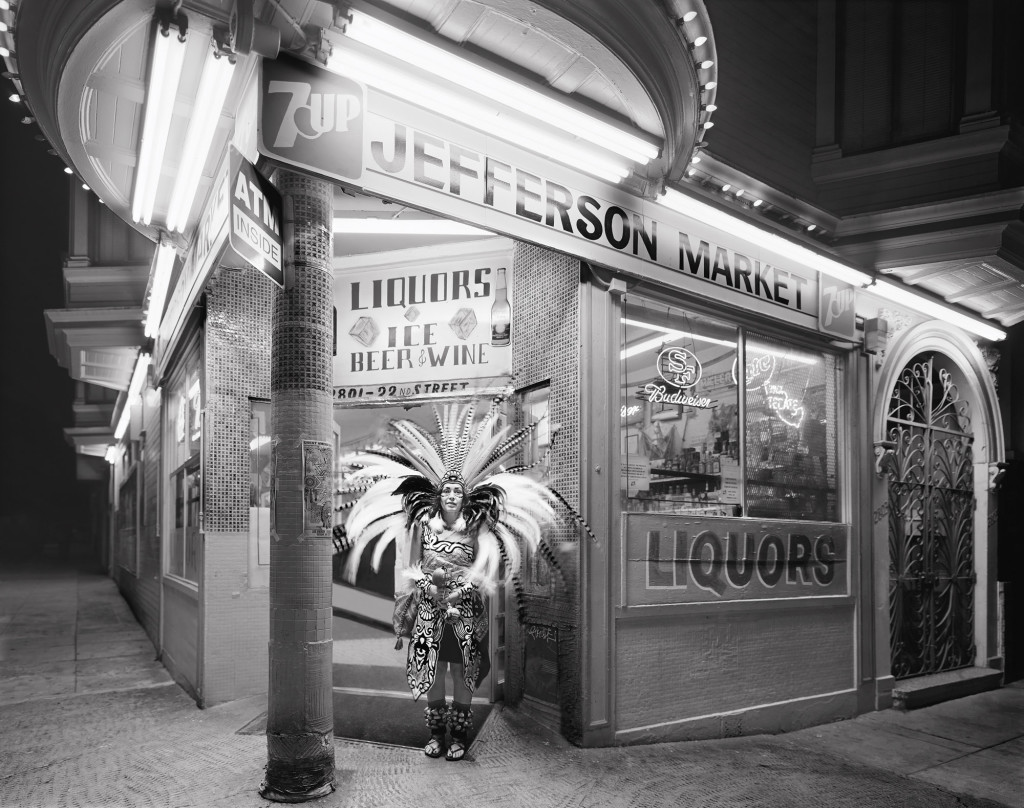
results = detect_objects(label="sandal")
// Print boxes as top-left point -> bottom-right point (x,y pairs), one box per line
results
424,702 -> 447,758
445,739 -> 466,761
424,735 -> 445,758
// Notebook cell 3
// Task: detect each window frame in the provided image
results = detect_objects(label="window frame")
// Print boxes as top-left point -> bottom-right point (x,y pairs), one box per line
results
162,332 -> 203,588
618,292 -> 846,525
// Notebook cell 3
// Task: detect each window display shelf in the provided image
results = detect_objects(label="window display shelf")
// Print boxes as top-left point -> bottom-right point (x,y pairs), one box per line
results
649,464 -> 722,481
648,471 -> 721,486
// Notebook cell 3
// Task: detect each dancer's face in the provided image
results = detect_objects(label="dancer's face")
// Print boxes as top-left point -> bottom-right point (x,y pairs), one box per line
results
440,482 -> 465,522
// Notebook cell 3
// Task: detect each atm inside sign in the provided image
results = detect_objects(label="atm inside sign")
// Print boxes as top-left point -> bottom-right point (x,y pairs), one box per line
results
229,148 -> 283,287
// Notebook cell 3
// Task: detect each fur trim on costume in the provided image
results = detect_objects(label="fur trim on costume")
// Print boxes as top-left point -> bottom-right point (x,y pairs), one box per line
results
427,514 -> 466,534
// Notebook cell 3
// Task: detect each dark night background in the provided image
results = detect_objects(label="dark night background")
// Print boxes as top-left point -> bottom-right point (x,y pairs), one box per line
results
0,92 -> 80,557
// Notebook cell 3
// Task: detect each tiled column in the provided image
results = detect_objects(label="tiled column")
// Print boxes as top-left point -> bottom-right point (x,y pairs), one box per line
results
262,170 -> 336,801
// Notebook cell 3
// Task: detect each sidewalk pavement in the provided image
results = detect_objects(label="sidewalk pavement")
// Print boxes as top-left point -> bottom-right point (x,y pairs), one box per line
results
2,563 -> 1021,808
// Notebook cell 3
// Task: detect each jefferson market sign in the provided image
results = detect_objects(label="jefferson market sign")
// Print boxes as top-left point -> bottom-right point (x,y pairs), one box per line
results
258,56 -> 822,329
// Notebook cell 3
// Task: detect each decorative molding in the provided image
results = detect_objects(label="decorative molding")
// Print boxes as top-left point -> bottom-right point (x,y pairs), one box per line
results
811,126 -> 1010,184
980,346 -> 1001,393
988,461 -> 1008,491
873,440 -> 898,481
835,188 -> 1024,238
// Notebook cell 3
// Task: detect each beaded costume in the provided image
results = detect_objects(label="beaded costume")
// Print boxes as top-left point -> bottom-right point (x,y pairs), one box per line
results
406,527 -> 489,699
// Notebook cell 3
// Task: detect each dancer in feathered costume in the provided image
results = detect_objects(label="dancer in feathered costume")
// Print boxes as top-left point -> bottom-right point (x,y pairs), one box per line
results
336,389 -> 592,761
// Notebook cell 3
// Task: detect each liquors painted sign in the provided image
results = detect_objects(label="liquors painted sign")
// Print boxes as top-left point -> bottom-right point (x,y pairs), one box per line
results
333,247 -> 513,403
624,513 -> 848,604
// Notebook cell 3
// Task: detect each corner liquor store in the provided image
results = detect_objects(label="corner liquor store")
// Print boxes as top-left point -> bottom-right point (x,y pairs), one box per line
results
254,54 -> 872,744
320,186 -> 856,745
328,237 -> 855,746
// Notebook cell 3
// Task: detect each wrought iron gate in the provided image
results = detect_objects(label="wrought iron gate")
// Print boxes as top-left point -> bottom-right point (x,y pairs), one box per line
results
886,355 -> 976,679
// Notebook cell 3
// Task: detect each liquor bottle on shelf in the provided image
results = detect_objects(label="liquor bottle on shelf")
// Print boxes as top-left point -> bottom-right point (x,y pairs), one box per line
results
490,267 -> 511,347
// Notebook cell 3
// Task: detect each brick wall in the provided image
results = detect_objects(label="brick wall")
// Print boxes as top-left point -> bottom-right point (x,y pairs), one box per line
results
200,265 -> 275,703
205,266 -> 274,532
507,242 -> 584,741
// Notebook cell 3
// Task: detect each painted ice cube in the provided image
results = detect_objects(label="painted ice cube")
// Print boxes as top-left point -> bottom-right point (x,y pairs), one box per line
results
348,316 -> 380,347
449,308 -> 478,340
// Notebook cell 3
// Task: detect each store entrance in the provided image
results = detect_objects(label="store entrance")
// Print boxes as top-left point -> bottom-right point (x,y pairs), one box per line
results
330,401 -> 501,747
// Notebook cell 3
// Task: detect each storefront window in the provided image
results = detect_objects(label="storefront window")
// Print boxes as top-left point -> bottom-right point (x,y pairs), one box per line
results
743,334 -> 839,521
117,469 -> 138,573
620,297 -> 841,522
165,344 -> 202,584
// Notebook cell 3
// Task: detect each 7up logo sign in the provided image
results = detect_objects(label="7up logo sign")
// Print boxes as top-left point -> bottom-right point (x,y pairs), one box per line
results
259,56 -> 365,182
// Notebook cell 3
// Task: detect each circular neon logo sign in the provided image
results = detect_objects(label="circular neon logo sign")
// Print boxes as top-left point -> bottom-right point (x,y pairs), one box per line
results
656,347 -> 702,389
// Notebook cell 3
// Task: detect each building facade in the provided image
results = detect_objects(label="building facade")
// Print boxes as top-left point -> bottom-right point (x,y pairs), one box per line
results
17,0 -> 1024,744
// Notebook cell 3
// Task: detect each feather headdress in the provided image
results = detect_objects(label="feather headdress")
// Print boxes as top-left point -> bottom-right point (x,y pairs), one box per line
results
336,388 -> 595,598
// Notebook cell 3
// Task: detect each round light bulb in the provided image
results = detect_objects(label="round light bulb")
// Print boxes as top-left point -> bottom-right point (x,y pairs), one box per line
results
682,11 -> 698,22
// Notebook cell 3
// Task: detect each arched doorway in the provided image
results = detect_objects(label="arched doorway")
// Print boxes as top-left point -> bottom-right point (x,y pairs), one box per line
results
885,353 -> 976,678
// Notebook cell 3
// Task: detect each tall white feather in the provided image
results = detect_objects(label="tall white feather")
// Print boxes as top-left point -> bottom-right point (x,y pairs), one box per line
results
460,423 -> 513,485
340,453 -> 418,481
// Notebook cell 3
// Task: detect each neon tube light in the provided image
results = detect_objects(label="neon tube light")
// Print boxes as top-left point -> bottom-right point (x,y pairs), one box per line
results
328,48 -> 632,182
660,189 -> 872,288
127,352 -> 151,401
660,189 -> 1006,342
342,9 -> 660,164
132,21 -> 187,225
144,241 -> 177,339
333,217 -> 491,235
166,47 -> 235,232
871,279 -> 1005,342
114,405 -> 131,441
